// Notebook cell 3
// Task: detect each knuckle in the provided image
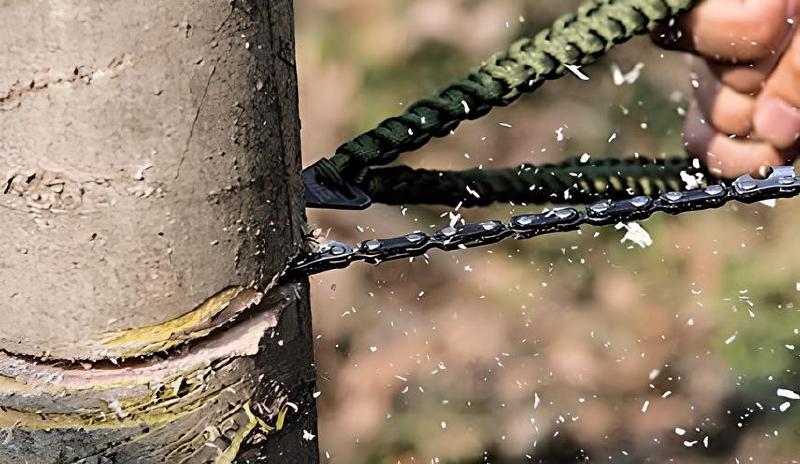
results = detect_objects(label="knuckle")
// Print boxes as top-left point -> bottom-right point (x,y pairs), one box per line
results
741,0 -> 790,49
711,92 -> 755,136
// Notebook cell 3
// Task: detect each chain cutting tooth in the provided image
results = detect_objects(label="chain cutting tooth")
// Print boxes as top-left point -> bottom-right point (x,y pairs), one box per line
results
657,184 -> 730,214
434,220 -> 512,250
511,208 -> 583,237
356,231 -> 433,264
585,195 -> 654,226
733,166 -> 800,203
289,241 -> 355,275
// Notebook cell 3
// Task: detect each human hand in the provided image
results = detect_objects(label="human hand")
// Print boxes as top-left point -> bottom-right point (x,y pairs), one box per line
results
653,0 -> 800,178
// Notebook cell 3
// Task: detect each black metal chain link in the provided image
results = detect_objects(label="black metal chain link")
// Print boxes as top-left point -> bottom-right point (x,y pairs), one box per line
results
287,166 -> 800,277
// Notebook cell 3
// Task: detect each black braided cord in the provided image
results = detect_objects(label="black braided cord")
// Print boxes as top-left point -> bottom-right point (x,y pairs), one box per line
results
363,156 -> 706,207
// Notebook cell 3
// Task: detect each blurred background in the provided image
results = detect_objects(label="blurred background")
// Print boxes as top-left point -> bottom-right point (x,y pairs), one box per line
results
294,1 -> 800,462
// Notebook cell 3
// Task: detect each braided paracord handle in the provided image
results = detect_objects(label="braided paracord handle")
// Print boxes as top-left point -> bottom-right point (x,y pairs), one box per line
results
362,156 -> 706,208
314,0 -> 698,188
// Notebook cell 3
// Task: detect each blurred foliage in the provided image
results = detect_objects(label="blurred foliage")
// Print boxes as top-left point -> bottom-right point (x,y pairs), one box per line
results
295,0 -> 800,462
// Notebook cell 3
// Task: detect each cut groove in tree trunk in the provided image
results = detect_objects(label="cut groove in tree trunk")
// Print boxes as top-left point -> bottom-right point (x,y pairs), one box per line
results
0,0 -> 317,462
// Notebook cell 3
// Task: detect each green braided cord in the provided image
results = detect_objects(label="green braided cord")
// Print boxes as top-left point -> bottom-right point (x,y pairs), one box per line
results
362,156 -> 706,207
314,0 -> 698,188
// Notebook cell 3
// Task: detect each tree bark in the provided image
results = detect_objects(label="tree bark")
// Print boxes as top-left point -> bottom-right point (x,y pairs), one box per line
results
0,0 -> 317,462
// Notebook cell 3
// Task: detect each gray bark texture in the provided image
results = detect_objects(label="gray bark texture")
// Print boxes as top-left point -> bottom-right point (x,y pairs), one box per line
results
0,0 -> 318,462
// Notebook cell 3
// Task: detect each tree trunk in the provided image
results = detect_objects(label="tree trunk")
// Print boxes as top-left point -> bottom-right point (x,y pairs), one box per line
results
0,0 -> 317,462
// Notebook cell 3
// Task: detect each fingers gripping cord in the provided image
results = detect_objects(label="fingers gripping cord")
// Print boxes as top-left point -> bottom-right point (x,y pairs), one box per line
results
312,0 -> 698,196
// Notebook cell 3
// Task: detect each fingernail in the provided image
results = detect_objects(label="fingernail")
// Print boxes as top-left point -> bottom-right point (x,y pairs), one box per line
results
754,96 -> 800,149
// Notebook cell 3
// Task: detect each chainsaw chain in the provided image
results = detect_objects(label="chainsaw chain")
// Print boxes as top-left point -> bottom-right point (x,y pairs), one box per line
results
288,166 -> 800,277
